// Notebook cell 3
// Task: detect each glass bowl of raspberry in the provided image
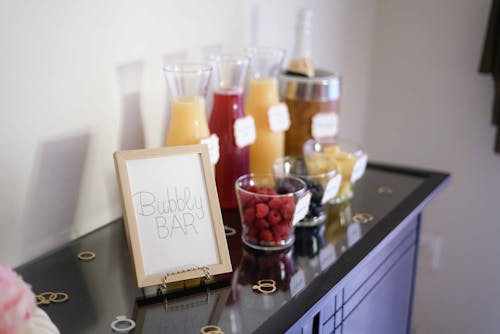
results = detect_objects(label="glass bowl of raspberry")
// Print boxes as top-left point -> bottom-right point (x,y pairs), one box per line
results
273,156 -> 341,227
235,174 -> 307,250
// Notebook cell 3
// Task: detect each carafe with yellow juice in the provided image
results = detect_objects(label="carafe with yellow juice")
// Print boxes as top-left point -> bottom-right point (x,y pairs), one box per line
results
163,63 -> 212,146
245,47 -> 287,173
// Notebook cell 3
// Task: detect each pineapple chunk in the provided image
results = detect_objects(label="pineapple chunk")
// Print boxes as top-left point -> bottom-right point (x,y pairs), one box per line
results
305,153 -> 336,174
335,154 -> 357,180
324,144 -> 341,155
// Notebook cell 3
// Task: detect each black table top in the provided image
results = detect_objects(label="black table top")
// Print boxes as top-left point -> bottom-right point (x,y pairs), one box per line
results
16,163 -> 449,333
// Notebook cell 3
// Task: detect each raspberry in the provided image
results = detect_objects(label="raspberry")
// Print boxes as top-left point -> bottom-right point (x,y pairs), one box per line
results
244,208 -> 255,224
264,187 -> 277,195
255,203 -> 270,218
280,196 -> 294,206
281,202 -> 295,220
246,227 -> 258,241
280,224 -> 291,238
273,224 -> 290,238
247,185 -> 259,193
272,224 -> 284,237
269,198 -> 282,210
256,188 -> 268,195
259,229 -> 273,242
255,194 -> 266,204
267,209 -> 282,225
241,194 -> 256,208
255,219 -> 269,230
257,187 -> 269,195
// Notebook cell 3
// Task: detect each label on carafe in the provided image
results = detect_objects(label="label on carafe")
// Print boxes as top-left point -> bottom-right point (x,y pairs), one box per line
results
292,191 -> 311,225
350,154 -> 368,183
331,77 -> 341,101
200,134 -> 220,164
312,112 -> 339,139
321,174 -> 342,204
268,103 -> 291,132
234,116 -> 256,148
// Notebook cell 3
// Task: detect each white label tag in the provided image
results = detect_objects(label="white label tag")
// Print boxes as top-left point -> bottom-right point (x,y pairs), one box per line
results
233,115 -> 256,148
292,192 -> 311,225
290,269 -> 306,297
311,112 -> 339,139
319,244 -> 337,270
267,103 -> 291,132
331,77 -> 340,101
200,134 -> 220,164
347,222 -> 362,247
350,154 -> 368,183
321,174 -> 342,204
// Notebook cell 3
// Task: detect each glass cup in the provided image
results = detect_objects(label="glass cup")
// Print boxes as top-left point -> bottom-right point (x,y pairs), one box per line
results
235,173 -> 306,250
163,63 -> 212,146
209,54 -> 250,208
273,156 -> 340,226
303,138 -> 367,203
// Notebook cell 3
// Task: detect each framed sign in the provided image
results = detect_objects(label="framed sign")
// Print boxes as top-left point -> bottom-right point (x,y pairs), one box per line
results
114,145 -> 232,288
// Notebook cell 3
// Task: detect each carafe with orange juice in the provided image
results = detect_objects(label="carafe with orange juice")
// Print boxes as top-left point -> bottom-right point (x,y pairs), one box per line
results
245,47 -> 287,174
163,63 -> 215,151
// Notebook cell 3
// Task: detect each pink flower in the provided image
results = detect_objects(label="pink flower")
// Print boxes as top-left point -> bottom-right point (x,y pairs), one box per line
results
0,267 -> 36,334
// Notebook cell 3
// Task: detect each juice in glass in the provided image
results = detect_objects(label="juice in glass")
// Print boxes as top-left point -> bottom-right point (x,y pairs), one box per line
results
209,54 -> 249,208
245,78 -> 283,173
209,89 -> 248,207
163,63 -> 212,147
166,97 -> 210,145
245,47 -> 286,174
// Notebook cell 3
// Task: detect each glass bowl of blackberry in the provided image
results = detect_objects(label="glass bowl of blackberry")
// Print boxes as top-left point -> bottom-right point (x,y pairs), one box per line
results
273,156 -> 341,227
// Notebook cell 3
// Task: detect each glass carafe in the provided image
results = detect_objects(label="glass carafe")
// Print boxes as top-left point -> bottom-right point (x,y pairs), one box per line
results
209,54 -> 249,208
164,63 -> 212,146
245,47 -> 286,174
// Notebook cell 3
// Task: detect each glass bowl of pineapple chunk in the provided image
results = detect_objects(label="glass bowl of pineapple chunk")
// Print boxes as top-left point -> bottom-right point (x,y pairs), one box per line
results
303,138 -> 367,203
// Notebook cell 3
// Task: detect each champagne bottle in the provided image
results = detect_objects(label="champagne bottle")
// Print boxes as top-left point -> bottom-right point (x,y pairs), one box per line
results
286,8 -> 314,78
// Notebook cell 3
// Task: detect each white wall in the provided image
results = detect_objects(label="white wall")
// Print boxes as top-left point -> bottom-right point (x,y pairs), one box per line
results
365,0 -> 500,333
0,0 -> 246,266
0,1 -> 377,267
6,1 -> 495,332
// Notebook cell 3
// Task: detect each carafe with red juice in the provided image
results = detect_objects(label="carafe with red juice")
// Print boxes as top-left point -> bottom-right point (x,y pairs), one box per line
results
209,54 -> 251,208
